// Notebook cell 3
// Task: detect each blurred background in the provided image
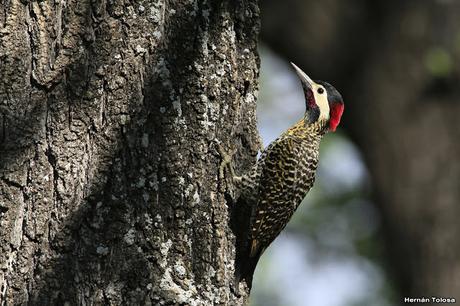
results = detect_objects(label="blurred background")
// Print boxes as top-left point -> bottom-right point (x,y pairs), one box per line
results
250,1 -> 460,305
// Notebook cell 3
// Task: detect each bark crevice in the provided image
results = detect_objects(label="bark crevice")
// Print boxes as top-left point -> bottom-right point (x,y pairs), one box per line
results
1,0 -> 260,304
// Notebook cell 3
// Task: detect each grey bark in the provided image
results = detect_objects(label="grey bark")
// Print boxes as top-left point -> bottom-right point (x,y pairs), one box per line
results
0,0 -> 260,304
261,0 -> 460,299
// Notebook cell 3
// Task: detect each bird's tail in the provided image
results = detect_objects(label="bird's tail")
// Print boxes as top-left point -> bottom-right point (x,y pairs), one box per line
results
229,197 -> 262,291
235,240 -> 264,289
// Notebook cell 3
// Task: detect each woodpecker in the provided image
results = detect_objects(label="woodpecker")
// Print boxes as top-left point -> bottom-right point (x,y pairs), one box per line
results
219,62 -> 344,287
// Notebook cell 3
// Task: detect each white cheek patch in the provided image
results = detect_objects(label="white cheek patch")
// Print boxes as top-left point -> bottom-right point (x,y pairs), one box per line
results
313,85 -> 330,121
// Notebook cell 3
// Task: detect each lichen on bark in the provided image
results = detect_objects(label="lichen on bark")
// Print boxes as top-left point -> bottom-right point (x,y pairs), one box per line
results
0,0 -> 260,304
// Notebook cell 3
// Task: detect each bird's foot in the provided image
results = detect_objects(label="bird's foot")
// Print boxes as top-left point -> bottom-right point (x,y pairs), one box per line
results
216,143 -> 237,180
215,141 -> 239,194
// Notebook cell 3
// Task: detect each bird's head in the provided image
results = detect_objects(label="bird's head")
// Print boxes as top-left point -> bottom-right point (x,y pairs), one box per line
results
291,62 -> 344,132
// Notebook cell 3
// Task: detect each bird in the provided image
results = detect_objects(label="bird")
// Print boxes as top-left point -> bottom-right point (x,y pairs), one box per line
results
218,62 -> 344,288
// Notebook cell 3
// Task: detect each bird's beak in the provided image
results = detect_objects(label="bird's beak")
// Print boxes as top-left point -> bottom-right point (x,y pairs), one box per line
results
291,62 -> 314,90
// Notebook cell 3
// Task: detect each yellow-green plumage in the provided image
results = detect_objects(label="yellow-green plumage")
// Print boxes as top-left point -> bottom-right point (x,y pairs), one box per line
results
221,63 -> 345,287
233,119 -> 327,284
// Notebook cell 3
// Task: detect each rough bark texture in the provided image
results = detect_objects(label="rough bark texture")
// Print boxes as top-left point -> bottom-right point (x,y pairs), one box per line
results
262,0 -> 460,299
0,0 -> 260,304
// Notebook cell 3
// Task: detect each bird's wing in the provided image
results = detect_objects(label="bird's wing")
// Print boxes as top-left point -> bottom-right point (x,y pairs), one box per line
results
249,136 -> 300,257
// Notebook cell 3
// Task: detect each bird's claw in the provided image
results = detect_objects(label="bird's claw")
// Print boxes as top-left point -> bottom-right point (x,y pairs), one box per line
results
214,141 -> 238,193
217,143 -> 236,180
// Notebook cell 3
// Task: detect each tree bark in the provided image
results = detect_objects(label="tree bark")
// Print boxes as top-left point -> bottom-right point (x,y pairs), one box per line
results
347,2 -> 460,296
0,0 -> 260,304
261,0 -> 460,299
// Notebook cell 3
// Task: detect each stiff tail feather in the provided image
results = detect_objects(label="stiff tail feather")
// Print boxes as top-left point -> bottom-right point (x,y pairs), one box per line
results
235,240 -> 264,289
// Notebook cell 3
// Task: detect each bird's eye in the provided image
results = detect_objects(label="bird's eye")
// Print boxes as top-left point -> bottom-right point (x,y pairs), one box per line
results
317,88 -> 324,94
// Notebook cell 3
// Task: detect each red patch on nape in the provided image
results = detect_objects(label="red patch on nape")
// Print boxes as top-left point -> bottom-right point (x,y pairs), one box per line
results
329,103 -> 344,132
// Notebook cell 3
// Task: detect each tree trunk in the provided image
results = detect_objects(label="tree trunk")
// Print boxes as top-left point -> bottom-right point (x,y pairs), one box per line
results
347,2 -> 460,296
261,0 -> 460,299
0,0 -> 260,304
